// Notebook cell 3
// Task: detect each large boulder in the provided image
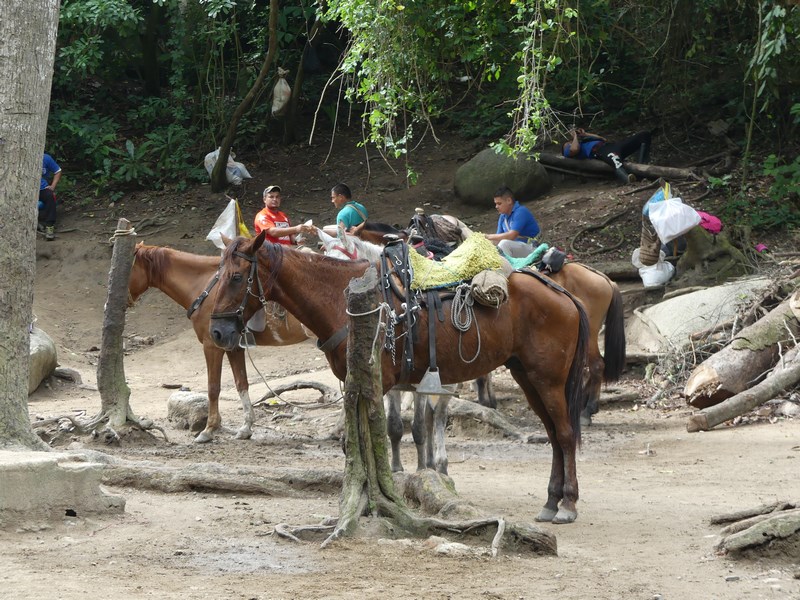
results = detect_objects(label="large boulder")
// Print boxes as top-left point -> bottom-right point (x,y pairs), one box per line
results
29,327 -> 57,395
454,148 -> 551,207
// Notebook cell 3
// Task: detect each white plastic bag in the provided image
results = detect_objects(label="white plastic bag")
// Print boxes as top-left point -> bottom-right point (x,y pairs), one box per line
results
203,148 -> 253,185
272,67 -> 291,117
639,260 -> 675,287
648,197 -> 701,244
206,199 -> 250,250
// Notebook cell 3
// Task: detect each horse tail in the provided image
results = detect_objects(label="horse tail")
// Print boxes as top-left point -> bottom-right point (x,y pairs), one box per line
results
603,282 -> 626,382
565,297 -> 590,446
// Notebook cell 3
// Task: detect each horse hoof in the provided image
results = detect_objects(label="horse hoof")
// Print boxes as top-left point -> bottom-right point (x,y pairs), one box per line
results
580,414 -> 592,427
552,509 -> 577,524
193,431 -> 213,444
535,507 -> 558,522
235,429 -> 253,440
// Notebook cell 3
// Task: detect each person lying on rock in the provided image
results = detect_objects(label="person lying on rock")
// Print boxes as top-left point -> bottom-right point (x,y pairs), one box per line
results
562,127 -> 651,184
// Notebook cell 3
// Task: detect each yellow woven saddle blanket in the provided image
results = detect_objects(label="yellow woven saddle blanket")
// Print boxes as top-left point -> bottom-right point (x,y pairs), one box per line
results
407,233 -> 503,291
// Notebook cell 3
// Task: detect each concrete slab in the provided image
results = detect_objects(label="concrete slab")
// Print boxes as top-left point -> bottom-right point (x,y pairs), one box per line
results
0,451 -> 125,529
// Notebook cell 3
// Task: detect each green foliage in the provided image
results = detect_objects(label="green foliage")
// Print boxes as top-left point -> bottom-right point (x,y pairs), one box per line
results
762,153 -> 800,208
109,140 -> 156,185
326,0 -> 520,157
56,0 -> 142,82
721,190 -> 799,231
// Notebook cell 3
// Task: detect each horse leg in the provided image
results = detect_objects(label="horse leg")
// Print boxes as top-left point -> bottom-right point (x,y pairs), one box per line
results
427,395 -> 449,475
472,371 -> 496,408
227,350 -> 254,439
195,344 -> 225,443
510,370 -> 578,524
384,389 -> 405,472
411,392 -> 427,471
580,353 -> 604,427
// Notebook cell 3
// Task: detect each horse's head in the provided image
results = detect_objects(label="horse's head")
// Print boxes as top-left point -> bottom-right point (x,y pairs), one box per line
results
128,242 -> 151,307
209,231 -> 280,351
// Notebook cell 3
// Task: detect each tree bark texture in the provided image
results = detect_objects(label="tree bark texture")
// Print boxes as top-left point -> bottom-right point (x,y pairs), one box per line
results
210,0 -> 279,192
684,291 -> 800,408
687,351 -> 800,432
0,0 -> 60,450
327,266 -> 403,545
97,219 -> 137,427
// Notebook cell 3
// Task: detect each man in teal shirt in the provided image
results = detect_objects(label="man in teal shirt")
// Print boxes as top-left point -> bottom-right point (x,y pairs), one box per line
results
330,183 -> 368,232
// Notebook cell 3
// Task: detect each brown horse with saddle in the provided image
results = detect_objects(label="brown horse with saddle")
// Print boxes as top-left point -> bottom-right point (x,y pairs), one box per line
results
209,232 -> 591,523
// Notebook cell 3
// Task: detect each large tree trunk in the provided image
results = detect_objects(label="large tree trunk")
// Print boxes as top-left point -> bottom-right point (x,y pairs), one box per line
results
0,0 -> 60,450
210,0 -> 280,192
684,291 -> 800,408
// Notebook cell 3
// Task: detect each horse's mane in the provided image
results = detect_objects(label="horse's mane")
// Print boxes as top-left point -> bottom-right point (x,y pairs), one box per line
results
361,221 -> 403,235
134,244 -> 171,288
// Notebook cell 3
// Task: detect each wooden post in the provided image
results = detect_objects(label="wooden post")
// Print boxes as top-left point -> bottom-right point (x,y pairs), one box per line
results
97,218 -> 137,427
324,266 -> 404,546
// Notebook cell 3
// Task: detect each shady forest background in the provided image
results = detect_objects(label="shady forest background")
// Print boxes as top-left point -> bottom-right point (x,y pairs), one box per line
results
45,0 -> 798,229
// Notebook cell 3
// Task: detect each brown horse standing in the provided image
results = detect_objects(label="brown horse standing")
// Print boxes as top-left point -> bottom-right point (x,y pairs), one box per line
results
128,243 -> 311,443
477,262 -> 626,422
209,233 -> 591,523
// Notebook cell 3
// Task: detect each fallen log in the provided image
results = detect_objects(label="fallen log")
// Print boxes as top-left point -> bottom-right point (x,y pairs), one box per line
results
684,291 -> 800,408
686,353 -> 800,432
716,510 -> 800,557
537,153 -> 701,181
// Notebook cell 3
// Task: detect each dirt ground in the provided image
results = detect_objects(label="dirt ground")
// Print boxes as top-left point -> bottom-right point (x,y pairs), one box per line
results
7,129 -> 800,599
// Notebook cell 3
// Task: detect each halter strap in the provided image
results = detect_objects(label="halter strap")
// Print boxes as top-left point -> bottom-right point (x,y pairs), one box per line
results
316,326 -> 349,353
187,269 -> 221,318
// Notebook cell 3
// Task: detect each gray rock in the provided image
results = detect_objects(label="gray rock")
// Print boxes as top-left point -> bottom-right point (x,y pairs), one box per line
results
167,391 -> 209,432
454,148 -> 551,207
29,328 -> 58,395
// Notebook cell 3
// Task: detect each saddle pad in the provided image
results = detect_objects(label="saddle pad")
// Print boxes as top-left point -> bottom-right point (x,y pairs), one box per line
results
502,243 -> 550,270
408,233 -> 503,290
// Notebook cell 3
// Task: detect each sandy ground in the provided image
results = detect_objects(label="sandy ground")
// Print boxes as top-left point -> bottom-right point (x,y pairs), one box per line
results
6,131 -> 799,599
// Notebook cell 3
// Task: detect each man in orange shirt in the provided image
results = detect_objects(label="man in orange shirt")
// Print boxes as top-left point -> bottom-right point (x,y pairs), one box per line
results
254,185 -> 315,245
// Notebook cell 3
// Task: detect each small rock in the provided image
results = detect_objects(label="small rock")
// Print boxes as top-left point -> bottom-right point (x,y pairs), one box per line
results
777,401 -> 800,417
725,575 -> 740,582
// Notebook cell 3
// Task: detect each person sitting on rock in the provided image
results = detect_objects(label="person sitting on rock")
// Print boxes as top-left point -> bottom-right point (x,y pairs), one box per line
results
563,128 -> 651,184
485,186 -> 541,258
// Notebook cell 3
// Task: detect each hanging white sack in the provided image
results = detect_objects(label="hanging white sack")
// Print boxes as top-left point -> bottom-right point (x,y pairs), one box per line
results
648,197 -> 701,244
203,148 -> 253,185
272,67 -> 292,117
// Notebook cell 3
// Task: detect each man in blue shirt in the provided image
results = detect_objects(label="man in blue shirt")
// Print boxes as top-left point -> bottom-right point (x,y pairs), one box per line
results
330,183 -> 368,232
486,186 -> 541,258
563,127 -> 651,184
38,153 -> 62,241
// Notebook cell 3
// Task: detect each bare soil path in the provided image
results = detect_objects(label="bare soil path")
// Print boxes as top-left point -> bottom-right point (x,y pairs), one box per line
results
10,130 -> 799,599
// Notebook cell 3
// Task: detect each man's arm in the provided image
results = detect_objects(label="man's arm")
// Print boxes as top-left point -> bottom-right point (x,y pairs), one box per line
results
486,229 -> 519,243
266,223 -> 315,239
48,169 -> 62,190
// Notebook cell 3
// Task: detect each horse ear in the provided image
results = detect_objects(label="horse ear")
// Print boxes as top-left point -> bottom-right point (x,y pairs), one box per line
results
316,227 -> 334,247
220,235 -> 233,247
253,230 -> 267,251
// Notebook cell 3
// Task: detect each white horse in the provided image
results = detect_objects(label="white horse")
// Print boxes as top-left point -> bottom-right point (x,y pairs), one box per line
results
314,225 -> 452,475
